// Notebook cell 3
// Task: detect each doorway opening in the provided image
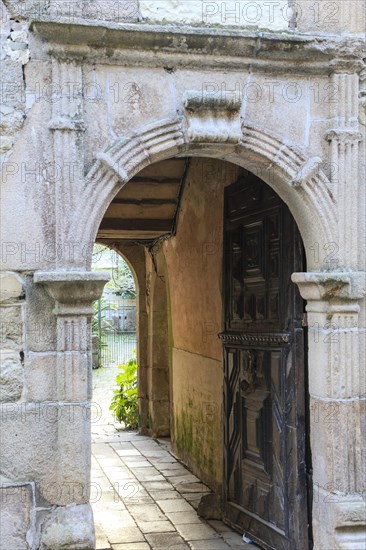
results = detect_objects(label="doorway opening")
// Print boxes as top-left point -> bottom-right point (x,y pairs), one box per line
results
92,244 -> 137,370
91,243 -> 139,434
89,156 -> 311,549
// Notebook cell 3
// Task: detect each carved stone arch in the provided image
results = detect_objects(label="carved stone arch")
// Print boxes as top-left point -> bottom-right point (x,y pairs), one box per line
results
69,115 -> 336,270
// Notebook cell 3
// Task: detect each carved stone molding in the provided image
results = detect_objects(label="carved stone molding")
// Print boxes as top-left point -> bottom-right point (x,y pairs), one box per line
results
68,117 -> 185,253
326,128 -> 363,143
50,60 -> 86,264
294,270 -> 365,506
359,67 -> 366,127
67,117 -> 337,266
30,20 -> 365,74
325,73 -> 362,268
183,91 -> 241,143
241,123 -> 337,239
291,156 -> 323,187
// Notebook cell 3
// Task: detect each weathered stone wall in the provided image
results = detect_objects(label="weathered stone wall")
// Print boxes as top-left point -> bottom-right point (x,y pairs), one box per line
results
0,2 -> 29,159
0,0 -> 365,547
140,0 -> 289,30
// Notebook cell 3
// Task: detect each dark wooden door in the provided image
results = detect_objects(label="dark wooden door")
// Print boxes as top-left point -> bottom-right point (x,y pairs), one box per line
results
221,174 -> 310,550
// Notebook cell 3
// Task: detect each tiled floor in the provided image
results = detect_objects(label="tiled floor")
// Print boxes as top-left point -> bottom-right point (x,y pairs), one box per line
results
92,366 -> 260,550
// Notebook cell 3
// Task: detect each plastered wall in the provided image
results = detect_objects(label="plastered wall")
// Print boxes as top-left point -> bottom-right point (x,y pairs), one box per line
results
160,158 -> 239,490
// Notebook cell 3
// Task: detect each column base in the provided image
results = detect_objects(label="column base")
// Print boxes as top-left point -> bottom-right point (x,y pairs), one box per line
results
313,489 -> 366,550
39,503 -> 95,550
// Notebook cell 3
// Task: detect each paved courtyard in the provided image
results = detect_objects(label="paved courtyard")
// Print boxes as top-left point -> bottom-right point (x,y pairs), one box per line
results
92,366 -> 260,550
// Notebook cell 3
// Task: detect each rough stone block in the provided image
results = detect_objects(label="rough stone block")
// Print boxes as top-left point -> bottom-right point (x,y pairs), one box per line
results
308,329 -> 363,400
0,481 -> 35,550
23,352 -> 57,402
23,277 -> 56,352
140,0 -> 289,30
0,351 -> 24,402
0,304 -> 23,348
0,402 -> 91,505
150,368 -> 169,401
310,397 -> 364,494
312,489 -> 366,550
0,271 -> 23,302
149,400 -> 170,437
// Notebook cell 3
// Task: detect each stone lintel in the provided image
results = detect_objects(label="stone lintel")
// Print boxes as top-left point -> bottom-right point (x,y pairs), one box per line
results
292,272 -> 366,302
30,20 -> 365,73
33,271 -> 109,315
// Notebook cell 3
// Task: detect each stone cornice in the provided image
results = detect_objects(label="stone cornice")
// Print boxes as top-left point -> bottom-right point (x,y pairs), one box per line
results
30,19 -> 365,73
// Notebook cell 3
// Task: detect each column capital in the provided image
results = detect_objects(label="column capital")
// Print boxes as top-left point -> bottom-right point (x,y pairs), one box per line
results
325,128 -> 363,143
34,271 -> 109,315
292,271 -> 365,302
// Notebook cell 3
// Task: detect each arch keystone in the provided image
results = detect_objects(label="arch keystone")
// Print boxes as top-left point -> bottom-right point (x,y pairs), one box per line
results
183,90 -> 242,143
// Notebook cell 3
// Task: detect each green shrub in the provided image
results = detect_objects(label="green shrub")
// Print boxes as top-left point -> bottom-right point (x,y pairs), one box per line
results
110,352 -> 138,429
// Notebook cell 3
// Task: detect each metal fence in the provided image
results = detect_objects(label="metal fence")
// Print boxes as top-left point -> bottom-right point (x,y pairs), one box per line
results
100,332 -> 137,367
94,301 -> 137,367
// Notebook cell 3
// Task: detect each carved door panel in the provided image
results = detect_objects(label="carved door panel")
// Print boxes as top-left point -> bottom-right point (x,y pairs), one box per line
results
222,175 -> 310,550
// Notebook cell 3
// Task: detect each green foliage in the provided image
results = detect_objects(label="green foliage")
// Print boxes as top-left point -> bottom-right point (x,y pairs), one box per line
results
110,352 -> 138,429
111,262 -> 136,299
92,298 -> 115,337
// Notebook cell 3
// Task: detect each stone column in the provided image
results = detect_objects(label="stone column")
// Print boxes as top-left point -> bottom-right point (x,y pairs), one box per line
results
292,271 -> 366,550
49,59 -> 87,268
326,73 -> 363,270
33,271 -> 108,549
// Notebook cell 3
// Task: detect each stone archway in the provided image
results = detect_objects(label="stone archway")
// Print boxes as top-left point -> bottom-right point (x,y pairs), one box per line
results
66,93 -> 336,269
63,107 -> 363,549
4,101 -> 358,549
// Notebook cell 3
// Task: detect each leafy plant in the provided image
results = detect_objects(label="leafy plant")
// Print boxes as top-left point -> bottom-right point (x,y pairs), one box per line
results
110,351 -> 138,429
111,262 -> 136,299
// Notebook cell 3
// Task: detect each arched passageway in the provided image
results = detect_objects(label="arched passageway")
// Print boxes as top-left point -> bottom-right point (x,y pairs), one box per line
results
15,111 -> 363,550
93,153 -> 312,549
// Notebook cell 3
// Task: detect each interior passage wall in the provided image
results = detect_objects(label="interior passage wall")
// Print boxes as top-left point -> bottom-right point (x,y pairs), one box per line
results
160,158 -> 239,491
